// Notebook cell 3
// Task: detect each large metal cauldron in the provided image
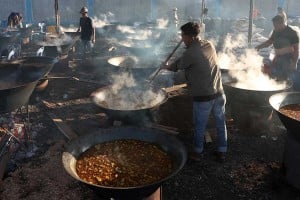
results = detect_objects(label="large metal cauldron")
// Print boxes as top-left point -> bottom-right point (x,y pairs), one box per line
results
36,34 -> 79,57
269,92 -> 300,139
63,31 -> 81,38
107,55 -> 159,70
224,80 -> 292,133
91,85 -> 168,124
62,126 -> 187,199
0,56 -> 57,113
269,92 -> 300,190
107,56 -> 175,88
107,55 -> 158,78
0,34 -> 18,58
118,39 -> 157,57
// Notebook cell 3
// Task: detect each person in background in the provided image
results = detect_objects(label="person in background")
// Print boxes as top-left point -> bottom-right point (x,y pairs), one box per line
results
172,7 -> 179,28
77,6 -> 95,54
255,15 -> 299,80
277,7 -> 287,25
162,22 -> 228,163
252,8 -> 261,20
7,12 -> 23,28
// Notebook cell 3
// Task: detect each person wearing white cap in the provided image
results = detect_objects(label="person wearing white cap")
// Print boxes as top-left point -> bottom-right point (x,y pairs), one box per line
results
77,6 -> 95,54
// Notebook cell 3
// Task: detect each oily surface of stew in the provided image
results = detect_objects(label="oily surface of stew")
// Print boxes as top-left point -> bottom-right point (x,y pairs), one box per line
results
279,104 -> 300,121
76,139 -> 173,187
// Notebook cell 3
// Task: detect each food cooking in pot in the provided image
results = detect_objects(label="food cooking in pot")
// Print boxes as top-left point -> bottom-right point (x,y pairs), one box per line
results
93,86 -> 165,110
76,139 -> 172,187
279,104 -> 300,121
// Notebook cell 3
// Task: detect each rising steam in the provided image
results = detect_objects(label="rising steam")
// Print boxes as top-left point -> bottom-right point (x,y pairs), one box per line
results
94,72 -> 165,110
218,33 -> 287,91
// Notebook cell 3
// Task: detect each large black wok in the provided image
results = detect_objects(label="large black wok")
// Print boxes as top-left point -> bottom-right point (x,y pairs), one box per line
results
224,80 -> 292,106
224,80 -> 292,132
0,35 -> 18,57
107,55 -> 159,70
62,126 -> 187,199
269,92 -> 300,140
107,55 -> 159,79
36,34 -> 79,57
118,39 -> 157,57
91,85 -> 168,124
0,56 -> 57,113
63,31 -> 81,38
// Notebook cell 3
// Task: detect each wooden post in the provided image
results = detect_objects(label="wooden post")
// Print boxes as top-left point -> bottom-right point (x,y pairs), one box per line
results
200,0 -> 205,24
55,0 -> 60,34
248,0 -> 254,47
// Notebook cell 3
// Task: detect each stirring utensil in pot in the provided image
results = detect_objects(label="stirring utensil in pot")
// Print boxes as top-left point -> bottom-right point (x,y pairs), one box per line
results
147,40 -> 182,84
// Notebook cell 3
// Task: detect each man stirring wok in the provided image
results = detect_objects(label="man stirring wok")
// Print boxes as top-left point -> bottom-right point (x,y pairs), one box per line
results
161,22 -> 228,163
255,15 -> 299,80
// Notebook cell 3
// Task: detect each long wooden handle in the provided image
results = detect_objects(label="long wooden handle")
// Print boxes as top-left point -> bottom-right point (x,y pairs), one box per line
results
163,40 -> 183,64
148,40 -> 183,83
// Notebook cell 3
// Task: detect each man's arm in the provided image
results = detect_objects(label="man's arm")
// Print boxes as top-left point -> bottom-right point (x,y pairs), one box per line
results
255,38 -> 273,51
90,19 -> 95,43
77,19 -> 81,32
93,27 -> 96,43
291,43 -> 299,71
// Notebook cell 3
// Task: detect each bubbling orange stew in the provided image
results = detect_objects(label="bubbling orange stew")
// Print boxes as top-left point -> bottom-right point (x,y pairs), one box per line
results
279,104 -> 300,121
76,139 -> 173,187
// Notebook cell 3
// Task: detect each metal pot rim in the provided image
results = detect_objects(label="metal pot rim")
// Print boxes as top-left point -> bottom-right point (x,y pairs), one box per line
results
91,85 -> 168,111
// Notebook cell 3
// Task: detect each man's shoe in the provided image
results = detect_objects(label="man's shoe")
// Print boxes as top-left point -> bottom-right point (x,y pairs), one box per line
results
189,152 -> 203,161
214,151 -> 226,163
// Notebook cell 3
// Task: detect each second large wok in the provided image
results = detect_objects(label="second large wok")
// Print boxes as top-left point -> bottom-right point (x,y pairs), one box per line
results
107,55 -> 159,70
0,56 -> 57,113
223,79 -> 292,133
62,126 -> 187,199
107,55 -> 159,81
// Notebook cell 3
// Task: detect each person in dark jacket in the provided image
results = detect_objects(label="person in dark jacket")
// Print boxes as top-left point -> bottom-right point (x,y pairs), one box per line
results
162,22 -> 227,162
77,6 -> 95,54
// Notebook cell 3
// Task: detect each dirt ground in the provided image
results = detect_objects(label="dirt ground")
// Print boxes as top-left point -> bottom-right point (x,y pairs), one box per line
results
1,38 -> 300,200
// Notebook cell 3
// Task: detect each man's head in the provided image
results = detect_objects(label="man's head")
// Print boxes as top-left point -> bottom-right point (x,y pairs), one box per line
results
272,15 -> 286,31
80,6 -> 88,16
277,7 -> 283,12
180,22 -> 201,46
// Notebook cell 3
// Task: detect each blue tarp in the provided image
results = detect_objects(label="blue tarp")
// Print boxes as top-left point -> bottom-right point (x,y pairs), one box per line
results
87,0 -> 94,18
25,0 -> 33,23
278,0 -> 285,7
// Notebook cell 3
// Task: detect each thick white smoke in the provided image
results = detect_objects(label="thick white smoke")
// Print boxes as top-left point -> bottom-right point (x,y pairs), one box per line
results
218,33 -> 287,91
